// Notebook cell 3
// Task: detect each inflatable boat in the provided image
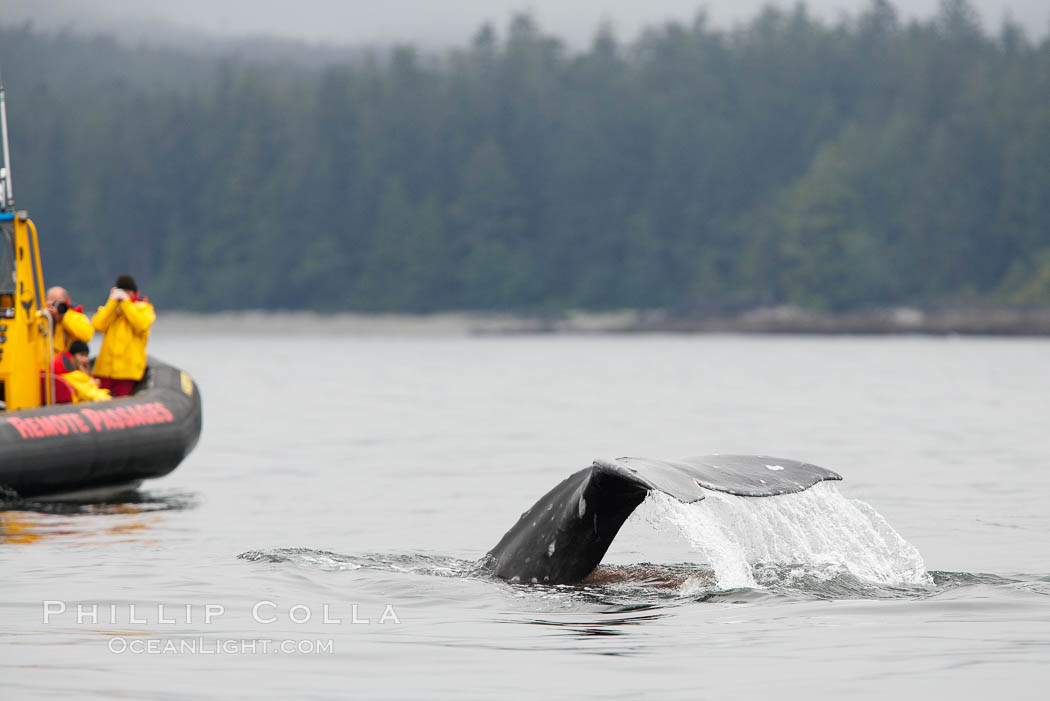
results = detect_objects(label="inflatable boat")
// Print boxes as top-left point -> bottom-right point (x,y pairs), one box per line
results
0,357 -> 201,500
0,79 -> 201,501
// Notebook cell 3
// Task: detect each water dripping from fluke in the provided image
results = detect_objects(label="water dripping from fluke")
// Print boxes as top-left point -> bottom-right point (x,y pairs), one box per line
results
633,483 -> 933,592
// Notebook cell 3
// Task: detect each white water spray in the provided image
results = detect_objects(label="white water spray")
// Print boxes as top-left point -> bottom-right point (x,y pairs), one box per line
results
636,483 -> 931,590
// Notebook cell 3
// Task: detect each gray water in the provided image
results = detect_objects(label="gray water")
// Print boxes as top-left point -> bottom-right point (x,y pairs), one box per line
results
3,328 -> 1049,699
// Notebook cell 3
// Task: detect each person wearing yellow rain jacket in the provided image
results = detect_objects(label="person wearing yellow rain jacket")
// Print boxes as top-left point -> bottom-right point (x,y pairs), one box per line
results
52,340 -> 112,403
45,286 -> 94,356
91,274 -> 156,397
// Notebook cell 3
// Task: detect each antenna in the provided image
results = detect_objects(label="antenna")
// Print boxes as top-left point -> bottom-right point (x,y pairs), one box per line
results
0,67 -> 13,211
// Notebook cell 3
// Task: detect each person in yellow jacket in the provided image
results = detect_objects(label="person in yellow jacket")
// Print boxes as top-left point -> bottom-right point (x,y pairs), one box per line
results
53,340 -> 111,403
91,274 -> 155,397
45,286 -> 94,356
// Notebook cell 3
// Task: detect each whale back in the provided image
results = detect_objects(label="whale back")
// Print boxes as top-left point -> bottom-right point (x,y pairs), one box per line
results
483,455 -> 842,584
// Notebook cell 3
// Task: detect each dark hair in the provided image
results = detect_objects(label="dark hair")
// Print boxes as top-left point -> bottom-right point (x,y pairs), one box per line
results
69,340 -> 90,356
115,274 -> 138,293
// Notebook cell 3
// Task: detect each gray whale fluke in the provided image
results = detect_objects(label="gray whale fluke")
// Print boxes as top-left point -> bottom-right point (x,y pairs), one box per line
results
481,455 -> 841,585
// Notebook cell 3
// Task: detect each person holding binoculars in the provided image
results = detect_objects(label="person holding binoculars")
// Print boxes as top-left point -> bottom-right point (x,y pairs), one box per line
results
91,274 -> 155,397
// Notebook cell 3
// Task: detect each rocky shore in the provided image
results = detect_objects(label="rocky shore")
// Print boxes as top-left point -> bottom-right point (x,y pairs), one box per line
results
157,306 -> 1050,336
636,306 -> 1050,336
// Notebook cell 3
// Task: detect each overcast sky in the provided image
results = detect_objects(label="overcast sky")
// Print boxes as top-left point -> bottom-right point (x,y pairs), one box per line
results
3,0 -> 1047,47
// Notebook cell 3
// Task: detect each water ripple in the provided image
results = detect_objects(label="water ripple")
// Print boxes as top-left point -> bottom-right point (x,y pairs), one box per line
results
236,548 -> 1049,609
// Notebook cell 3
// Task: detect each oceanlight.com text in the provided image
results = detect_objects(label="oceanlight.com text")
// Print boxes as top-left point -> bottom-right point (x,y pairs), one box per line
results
107,637 -> 335,655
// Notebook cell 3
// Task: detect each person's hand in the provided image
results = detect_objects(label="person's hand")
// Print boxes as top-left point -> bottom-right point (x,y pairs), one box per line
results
109,287 -> 128,302
49,299 -> 68,317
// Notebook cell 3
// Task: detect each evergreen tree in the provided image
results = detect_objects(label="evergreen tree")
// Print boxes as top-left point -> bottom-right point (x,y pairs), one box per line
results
1,1 -> 1048,313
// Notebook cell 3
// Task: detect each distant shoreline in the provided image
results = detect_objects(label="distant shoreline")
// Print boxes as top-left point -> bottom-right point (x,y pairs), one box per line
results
637,306 -> 1050,336
154,306 -> 1050,337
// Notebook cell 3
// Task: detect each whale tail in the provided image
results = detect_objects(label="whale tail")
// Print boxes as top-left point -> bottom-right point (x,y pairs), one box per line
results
482,455 -> 841,585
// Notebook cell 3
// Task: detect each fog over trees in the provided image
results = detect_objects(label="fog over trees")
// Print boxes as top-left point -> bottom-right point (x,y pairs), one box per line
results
2,0 -> 1048,312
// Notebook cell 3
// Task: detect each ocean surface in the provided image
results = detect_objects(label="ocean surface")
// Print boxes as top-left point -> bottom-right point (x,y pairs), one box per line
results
3,325 -> 1049,699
